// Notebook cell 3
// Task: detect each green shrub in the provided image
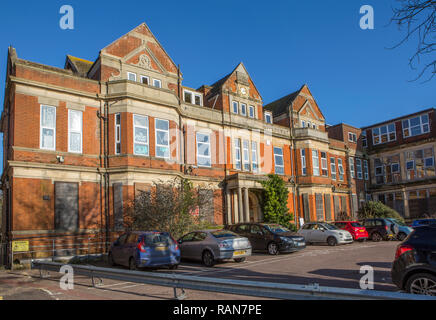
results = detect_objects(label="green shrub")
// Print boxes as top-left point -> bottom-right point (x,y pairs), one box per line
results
358,201 -> 405,223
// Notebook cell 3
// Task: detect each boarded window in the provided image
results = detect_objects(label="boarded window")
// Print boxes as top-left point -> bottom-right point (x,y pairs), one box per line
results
55,182 -> 79,231
315,194 -> 324,221
341,196 -> 347,214
324,195 -> 332,221
333,196 -> 340,219
352,194 -> 358,217
113,183 -> 124,231
302,194 -> 310,222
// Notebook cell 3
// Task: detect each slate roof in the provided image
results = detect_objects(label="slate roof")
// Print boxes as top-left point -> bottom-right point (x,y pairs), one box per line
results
65,55 -> 93,76
263,87 -> 302,117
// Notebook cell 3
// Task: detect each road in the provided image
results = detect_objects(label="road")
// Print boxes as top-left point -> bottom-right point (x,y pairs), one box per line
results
0,240 -> 399,300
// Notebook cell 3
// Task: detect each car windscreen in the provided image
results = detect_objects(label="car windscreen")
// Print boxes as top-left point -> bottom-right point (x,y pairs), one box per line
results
211,230 -> 238,238
142,233 -> 173,246
264,224 -> 290,233
350,222 -> 363,227
323,223 -> 339,230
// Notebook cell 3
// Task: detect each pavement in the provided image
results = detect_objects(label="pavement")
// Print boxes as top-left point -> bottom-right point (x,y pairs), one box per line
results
0,240 -> 399,300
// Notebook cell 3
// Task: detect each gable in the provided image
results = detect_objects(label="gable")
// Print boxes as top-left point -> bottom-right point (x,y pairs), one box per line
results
293,85 -> 325,121
220,63 -> 262,101
101,23 -> 178,75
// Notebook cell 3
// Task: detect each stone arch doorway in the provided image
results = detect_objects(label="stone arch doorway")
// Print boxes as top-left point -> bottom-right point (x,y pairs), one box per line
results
248,192 -> 263,222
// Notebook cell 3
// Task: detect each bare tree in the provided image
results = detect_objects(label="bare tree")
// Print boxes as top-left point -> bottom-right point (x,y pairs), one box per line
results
125,178 -> 216,239
390,0 -> 436,81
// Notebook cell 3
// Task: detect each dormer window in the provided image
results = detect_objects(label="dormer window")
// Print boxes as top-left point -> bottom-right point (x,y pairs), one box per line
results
140,75 -> 149,85
127,72 -> 137,82
348,132 -> 357,143
184,90 -> 202,106
265,112 -> 272,124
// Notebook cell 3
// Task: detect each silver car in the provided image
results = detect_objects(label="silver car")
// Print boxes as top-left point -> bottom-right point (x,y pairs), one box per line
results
177,229 -> 252,267
298,222 -> 353,246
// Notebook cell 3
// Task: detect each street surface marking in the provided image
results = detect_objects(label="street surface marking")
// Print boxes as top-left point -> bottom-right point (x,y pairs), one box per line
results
87,281 -> 132,290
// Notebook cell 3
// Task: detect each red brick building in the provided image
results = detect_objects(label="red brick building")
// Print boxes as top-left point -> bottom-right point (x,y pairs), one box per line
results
0,23 -> 366,257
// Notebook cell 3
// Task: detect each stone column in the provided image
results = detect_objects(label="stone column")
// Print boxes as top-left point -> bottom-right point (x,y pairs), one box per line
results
226,188 -> 232,225
244,188 -> 250,222
233,190 -> 239,224
403,189 -> 410,218
238,187 -> 243,222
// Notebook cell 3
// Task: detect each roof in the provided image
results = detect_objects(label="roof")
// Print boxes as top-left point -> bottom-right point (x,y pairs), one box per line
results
207,70 -> 233,97
65,55 -> 93,76
263,88 -> 301,117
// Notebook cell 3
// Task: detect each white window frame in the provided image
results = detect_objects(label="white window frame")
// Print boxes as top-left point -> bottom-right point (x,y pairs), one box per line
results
301,120 -> 306,128
348,132 -> 357,143
330,157 -> 336,180
362,131 -> 367,148
312,150 -> 320,176
234,138 -> 242,170
251,141 -> 258,173
140,75 -> 149,85
248,105 -> 255,118
152,79 -> 162,88
40,105 -> 56,151
196,132 -> 211,168
242,140 -> 250,171
133,114 -> 149,156
321,152 -> 328,176
127,72 -> 137,82
232,101 -> 239,114
155,118 -> 170,159
356,158 -> 363,179
115,113 -> 121,155
402,114 -> 430,138
265,112 -> 272,124
274,147 -> 284,175
68,109 -> 83,154
363,160 -> 369,180
184,89 -> 203,106
301,149 -> 306,176
349,157 -> 355,178
338,158 -> 344,181
372,123 -> 396,145
240,103 -> 247,116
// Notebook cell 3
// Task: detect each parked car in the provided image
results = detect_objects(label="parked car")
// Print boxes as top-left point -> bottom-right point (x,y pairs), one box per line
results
108,231 -> 180,270
298,222 -> 353,246
225,223 -> 306,255
409,218 -> 436,229
360,218 -> 395,241
177,229 -> 252,267
332,221 -> 369,242
386,218 -> 414,241
391,224 -> 436,295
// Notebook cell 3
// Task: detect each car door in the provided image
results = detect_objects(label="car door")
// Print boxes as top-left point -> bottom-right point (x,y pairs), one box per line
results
121,233 -> 139,265
179,233 -> 196,259
190,232 -> 209,261
249,224 -> 267,251
111,233 -> 128,265
313,224 -> 328,242
299,224 -> 314,242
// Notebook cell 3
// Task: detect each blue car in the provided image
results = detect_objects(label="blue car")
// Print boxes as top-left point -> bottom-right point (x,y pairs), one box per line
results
108,231 -> 181,270
385,218 -> 413,241
410,218 -> 436,229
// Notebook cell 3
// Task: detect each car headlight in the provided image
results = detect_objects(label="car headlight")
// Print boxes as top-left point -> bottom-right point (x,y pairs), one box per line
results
280,237 -> 293,244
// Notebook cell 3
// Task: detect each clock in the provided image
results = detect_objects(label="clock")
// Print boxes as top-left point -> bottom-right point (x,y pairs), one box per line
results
240,87 -> 247,95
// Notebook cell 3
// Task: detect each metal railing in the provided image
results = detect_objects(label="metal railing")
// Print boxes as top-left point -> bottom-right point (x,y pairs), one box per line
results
32,261 -> 436,300
8,234 -> 111,267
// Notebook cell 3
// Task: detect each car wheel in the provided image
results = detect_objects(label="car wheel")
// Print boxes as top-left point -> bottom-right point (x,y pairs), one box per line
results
406,273 -> 436,296
397,232 -> 407,241
267,242 -> 279,255
202,250 -> 215,267
108,252 -> 115,266
234,257 -> 246,263
371,232 -> 382,242
169,264 -> 179,270
327,237 -> 337,246
129,257 -> 137,271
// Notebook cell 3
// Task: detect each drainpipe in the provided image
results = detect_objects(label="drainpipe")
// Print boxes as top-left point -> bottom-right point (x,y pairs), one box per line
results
289,104 -> 299,227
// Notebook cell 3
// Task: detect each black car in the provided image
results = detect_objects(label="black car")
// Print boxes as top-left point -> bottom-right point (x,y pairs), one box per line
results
391,224 -> 436,295
225,223 -> 306,255
361,218 -> 395,241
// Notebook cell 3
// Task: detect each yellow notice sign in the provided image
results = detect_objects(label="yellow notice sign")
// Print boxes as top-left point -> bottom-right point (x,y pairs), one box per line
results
12,241 -> 29,252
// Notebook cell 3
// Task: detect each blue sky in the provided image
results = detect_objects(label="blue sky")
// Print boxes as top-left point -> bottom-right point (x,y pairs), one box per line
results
0,0 -> 434,170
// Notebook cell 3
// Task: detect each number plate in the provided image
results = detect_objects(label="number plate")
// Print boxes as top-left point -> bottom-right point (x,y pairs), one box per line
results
233,250 -> 246,256
156,247 -> 168,251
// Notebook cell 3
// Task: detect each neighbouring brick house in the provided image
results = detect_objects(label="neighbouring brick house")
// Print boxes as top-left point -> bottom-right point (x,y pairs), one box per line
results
4,22 -> 425,261
361,108 -> 436,219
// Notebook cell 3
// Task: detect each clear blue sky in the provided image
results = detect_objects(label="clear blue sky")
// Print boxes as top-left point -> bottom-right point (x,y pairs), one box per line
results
0,0 -> 434,171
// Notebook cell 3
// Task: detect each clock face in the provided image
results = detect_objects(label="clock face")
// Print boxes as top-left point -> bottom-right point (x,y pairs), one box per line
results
240,87 -> 247,95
